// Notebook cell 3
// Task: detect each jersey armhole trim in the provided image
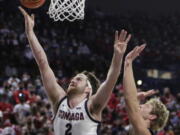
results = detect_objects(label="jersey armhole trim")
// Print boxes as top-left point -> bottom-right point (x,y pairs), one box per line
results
85,100 -> 101,124
52,96 -> 67,121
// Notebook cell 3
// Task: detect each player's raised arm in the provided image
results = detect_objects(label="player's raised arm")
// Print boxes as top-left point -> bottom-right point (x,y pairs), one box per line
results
123,45 -> 152,135
19,7 -> 66,108
137,89 -> 158,101
89,30 -> 131,114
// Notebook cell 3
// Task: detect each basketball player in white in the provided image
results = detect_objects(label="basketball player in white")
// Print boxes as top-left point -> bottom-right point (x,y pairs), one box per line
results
19,6 -> 132,135
123,45 -> 169,135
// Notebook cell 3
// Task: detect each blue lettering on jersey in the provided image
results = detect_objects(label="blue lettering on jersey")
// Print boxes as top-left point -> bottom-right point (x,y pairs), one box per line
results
58,110 -> 84,121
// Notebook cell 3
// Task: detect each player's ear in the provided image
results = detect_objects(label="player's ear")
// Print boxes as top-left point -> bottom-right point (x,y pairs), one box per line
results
85,87 -> 92,96
149,114 -> 157,120
85,87 -> 91,92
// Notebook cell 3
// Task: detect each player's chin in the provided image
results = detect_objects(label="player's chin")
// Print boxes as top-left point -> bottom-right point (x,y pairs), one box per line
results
67,87 -> 76,93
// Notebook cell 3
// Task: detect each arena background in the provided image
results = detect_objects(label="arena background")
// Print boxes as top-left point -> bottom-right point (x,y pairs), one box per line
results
0,0 -> 179,134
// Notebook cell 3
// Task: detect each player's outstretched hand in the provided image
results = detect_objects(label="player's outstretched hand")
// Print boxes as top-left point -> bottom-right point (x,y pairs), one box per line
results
114,30 -> 131,56
19,6 -> 35,33
125,44 -> 146,66
137,89 -> 158,101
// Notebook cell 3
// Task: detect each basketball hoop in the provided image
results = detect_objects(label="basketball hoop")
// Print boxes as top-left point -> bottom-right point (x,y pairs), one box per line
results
48,0 -> 85,22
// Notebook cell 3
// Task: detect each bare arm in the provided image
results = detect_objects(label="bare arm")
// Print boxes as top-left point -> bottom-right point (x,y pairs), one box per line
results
89,30 -> 131,114
19,7 -> 66,107
123,45 -> 151,135
137,89 -> 158,101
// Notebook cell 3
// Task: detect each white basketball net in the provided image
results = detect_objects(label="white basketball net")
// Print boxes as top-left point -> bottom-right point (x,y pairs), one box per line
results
48,0 -> 85,22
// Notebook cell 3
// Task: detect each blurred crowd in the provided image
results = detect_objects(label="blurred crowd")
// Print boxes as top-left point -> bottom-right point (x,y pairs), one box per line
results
0,1 -> 180,135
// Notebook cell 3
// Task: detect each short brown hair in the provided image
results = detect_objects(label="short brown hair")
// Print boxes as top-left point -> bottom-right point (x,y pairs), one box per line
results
81,71 -> 100,95
146,98 -> 169,131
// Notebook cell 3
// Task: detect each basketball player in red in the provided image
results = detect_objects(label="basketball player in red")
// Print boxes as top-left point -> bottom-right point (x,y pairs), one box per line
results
123,45 -> 169,135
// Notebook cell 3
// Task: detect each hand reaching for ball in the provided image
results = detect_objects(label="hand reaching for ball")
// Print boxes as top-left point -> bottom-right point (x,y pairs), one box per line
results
19,6 -> 35,33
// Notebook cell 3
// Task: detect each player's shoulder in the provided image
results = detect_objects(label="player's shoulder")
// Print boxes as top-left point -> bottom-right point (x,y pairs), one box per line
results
56,96 -> 67,107
53,96 -> 67,112
52,96 -> 67,121
85,97 -> 102,122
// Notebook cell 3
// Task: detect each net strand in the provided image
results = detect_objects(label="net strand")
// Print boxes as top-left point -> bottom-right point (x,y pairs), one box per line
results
48,0 -> 85,21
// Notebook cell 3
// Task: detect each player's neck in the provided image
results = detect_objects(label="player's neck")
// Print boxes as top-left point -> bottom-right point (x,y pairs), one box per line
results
67,93 -> 87,108
144,119 -> 151,129
132,120 -> 151,135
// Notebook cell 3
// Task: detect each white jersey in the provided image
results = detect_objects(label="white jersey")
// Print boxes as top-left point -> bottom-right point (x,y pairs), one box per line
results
53,96 -> 101,135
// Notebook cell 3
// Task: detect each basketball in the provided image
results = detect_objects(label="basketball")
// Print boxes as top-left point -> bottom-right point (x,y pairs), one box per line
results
20,0 -> 45,9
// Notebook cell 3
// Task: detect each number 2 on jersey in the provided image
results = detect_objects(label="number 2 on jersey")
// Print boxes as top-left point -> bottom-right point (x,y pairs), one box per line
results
65,123 -> 72,135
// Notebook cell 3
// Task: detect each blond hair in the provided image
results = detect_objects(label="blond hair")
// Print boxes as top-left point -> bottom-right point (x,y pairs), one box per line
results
145,98 -> 169,131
